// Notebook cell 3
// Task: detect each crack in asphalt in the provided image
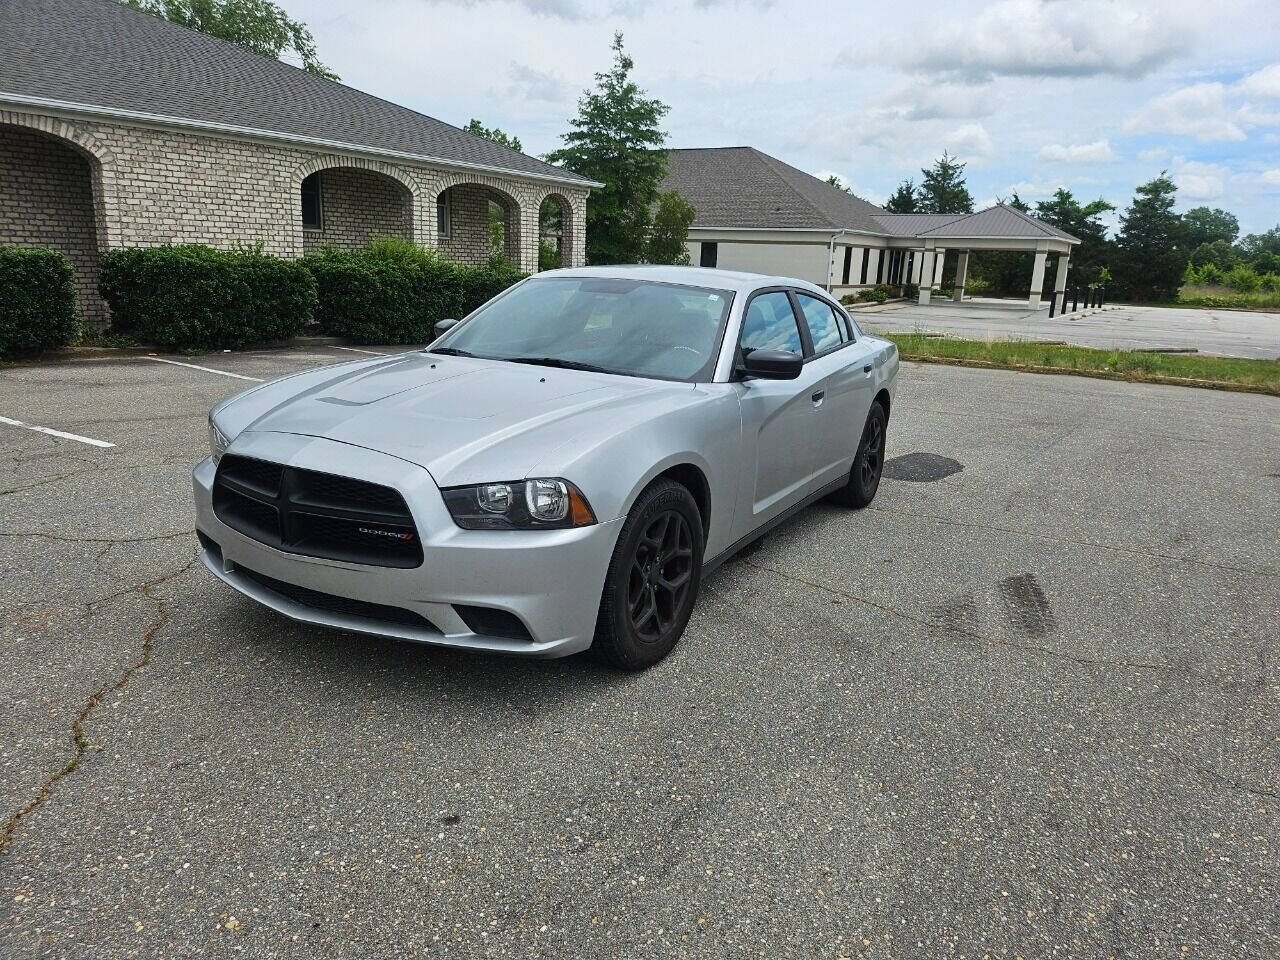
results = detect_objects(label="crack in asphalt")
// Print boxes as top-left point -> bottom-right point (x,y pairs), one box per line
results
0,528 -> 195,545
738,558 -> 1196,678
0,552 -> 197,857
866,505 -> 1277,578
0,457 -> 193,497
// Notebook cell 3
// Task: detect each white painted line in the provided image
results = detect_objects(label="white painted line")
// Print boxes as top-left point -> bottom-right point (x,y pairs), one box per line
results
0,415 -> 115,448
143,356 -> 263,381
330,345 -> 388,355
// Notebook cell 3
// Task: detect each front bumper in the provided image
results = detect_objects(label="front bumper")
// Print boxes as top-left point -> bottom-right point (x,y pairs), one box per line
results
192,432 -> 623,658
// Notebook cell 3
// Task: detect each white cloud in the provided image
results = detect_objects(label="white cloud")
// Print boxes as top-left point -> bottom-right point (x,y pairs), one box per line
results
867,82 -> 996,122
507,62 -> 570,102
946,123 -> 994,159
1173,160 -> 1228,200
1138,146 -> 1170,164
899,0 -> 1190,82
1240,63 -> 1280,99
1125,83 -> 1246,141
1038,139 -> 1115,164
1261,169 -> 1280,187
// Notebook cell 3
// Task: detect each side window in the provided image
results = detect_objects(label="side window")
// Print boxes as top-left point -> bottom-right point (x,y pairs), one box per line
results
300,173 -> 322,230
700,242 -> 718,268
795,292 -> 846,354
739,291 -> 802,356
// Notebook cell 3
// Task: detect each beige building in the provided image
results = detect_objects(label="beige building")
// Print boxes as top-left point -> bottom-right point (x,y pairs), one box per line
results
0,0 -> 597,328
662,147 -> 1080,310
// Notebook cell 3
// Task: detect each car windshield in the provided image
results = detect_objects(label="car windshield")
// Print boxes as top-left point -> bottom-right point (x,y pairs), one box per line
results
431,277 -> 735,382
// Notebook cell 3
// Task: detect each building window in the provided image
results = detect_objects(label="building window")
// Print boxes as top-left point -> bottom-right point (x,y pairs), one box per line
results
436,192 -> 451,239
841,246 -> 853,285
875,250 -> 884,284
300,172 -> 322,230
700,241 -> 718,268
860,248 -> 870,284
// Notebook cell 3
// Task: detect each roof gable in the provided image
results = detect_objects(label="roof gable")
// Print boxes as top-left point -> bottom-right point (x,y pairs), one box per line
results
915,204 -> 1079,242
0,0 -> 593,186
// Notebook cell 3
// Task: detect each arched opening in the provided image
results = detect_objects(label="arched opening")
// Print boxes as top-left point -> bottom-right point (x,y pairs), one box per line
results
0,124 -> 106,328
436,182 -> 520,266
299,166 -> 413,253
538,194 -> 572,271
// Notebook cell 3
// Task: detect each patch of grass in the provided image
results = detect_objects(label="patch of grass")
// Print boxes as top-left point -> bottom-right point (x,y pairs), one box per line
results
1176,285 -> 1280,311
884,333 -> 1280,396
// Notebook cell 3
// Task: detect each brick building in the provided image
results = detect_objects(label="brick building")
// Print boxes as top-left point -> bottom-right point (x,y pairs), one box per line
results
0,0 -> 597,328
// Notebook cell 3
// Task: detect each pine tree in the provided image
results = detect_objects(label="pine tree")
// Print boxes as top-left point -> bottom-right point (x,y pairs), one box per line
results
917,153 -> 973,215
546,34 -> 670,265
463,120 -> 522,153
1114,173 -> 1187,301
646,191 -> 695,265
884,179 -> 918,214
1034,188 -> 1115,284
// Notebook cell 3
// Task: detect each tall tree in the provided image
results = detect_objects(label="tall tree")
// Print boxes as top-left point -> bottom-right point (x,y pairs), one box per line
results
997,191 -> 1030,212
884,179 -> 918,214
124,0 -> 337,78
547,33 -> 670,265
646,191 -> 695,265
1182,207 -> 1239,248
1114,172 -> 1187,301
825,175 -> 852,194
1034,188 -> 1115,284
917,152 -> 973,214
464,119 -> 522,153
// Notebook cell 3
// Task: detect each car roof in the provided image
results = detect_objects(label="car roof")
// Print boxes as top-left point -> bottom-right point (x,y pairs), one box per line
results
535,265 -> 833,299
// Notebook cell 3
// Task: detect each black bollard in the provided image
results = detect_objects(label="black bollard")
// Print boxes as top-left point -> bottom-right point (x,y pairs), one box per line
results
1048,291 -> 1056,317
1098,286 -> 1105,307
1072,287 -> 1079,312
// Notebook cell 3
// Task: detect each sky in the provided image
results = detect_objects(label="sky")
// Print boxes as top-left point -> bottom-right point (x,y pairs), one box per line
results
286,0 -> 1280,236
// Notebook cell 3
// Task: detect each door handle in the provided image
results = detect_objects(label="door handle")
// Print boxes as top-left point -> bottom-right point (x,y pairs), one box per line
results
862,363 -> 873,373
811,390 -> 825,405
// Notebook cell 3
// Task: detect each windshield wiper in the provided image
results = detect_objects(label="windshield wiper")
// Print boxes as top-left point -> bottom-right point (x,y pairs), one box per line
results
501,356 -> 614,374
429,346 -> 477,357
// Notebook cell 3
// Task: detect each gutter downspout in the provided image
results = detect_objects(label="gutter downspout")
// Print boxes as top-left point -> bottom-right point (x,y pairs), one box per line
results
826,229 -> 850,293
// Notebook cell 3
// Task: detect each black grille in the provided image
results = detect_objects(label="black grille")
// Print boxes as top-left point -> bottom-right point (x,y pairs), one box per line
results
236,564 -> 438,632
214,454 -> 423,568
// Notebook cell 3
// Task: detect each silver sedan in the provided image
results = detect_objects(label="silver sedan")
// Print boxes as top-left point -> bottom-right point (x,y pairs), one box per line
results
194,266 -> 899,668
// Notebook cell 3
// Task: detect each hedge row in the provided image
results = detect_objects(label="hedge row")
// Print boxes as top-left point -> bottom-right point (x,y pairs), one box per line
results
0,246 -> 78,358
99,245 -> 317,351
95,240 -> 526,351
304,239 -> 526,344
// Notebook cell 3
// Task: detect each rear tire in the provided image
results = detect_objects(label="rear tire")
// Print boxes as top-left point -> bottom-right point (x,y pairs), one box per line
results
832,400 -> 887,509
591,479 -> 704,670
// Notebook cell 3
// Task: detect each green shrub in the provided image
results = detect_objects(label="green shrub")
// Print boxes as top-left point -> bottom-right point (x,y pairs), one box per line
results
0,246 -> 79,357
903,283 -> 919,299
303,240 -> 526,345
99,245 -> 315,351
1223,264 -> 1260,293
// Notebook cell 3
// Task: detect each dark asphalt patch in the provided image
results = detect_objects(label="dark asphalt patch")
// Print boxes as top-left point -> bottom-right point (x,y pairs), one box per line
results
883,452 -> 964,482
998,573 -> 1056,637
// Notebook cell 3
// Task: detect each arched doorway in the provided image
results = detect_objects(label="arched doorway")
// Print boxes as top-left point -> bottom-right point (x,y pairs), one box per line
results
299,166 -> 414,253
0,124 -> 106,327
538,194 -> 572,271
435,182 -> 521,266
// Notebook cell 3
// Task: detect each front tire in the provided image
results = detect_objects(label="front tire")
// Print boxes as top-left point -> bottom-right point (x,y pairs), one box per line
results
591,479 -> 704,670
832,400 -> 887,509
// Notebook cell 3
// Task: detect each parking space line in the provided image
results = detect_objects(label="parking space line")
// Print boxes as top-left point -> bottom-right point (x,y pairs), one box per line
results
143,357 -> 264,382
330,346 -> 388,355
0,416 -> 115,448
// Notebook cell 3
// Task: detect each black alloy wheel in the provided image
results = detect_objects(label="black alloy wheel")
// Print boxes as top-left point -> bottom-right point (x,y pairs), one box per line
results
832,400 -> 888,509
592,479 -> 704,670
626,509 -> 695,644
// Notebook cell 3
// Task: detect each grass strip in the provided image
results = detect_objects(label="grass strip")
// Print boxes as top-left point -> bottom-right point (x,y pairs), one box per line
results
883,333 -> 1280,397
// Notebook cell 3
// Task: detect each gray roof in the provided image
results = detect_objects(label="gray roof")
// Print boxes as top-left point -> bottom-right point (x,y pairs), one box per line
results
0,0 -> 594,187
871,213 -> 967,236
662,147 -> 889,234
914,204 -> 1079,242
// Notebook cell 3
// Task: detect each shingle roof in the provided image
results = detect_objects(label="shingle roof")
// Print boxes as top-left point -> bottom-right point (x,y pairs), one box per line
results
915,204 -> 1079,242
0,0 -> 594,187
871,213 -> 967,236
661,147 -> 889,234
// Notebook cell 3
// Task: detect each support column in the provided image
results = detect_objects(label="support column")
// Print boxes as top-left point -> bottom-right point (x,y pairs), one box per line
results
933,248 -> 946,285
918,249 -> 937,304
1052,252 -> 1070,313
953,251 -> 969,301
1028,249 -> 1048,309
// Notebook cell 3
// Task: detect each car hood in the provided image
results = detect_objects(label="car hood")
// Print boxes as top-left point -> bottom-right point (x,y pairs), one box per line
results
233,352 -> 694,486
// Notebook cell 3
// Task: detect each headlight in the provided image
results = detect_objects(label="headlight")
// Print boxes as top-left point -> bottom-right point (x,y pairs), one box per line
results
442,478 -> 596,530
208,415 -> 231,463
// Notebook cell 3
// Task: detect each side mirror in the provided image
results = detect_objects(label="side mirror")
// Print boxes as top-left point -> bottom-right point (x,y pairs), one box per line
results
434,318 -> 460,337
736,348 -> 802,380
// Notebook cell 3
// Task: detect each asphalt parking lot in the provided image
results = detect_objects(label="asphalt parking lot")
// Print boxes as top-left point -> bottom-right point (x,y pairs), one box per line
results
1,344 -> 1277,958
856,299 -> 1280,359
